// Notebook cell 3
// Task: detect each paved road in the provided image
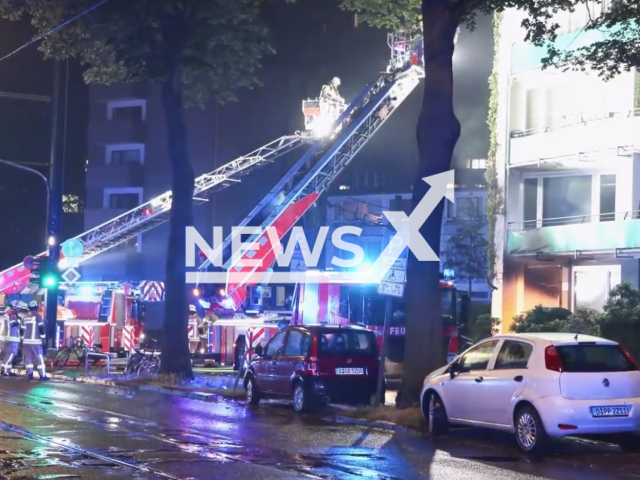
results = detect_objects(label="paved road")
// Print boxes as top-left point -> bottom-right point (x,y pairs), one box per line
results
0,378 -> 637,479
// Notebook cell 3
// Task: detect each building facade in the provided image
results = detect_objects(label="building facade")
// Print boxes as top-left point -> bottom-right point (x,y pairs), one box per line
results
83,83 -> 218,281
492,5 -> 640,330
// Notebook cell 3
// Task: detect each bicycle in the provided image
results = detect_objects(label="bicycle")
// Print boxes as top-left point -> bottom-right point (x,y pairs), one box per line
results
53,336 -> 102,369
125,343 -> 161,376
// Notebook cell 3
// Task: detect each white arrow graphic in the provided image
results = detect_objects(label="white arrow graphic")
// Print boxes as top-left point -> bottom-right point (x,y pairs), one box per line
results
369,169 -> 455,282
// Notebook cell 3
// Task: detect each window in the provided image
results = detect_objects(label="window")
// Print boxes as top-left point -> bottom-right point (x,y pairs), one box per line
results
458,340 -> 498,371
107,99 -> 146,121
265,331 -> 287,356
111,149 -> 141,165
523,178 -> 538,230
542,175 -> 592,226
62,194 -> 83,213
318,331 -> 377,355
599,174 -> 616,222
108,193 -> 139,210
556,344 -> 635,373
470,159 -> 486,169
112,105 -> 143,121
494,340 -> 533,369
456,197 -> 479,219
105,144 -> 145,165
284,330 -> 310,356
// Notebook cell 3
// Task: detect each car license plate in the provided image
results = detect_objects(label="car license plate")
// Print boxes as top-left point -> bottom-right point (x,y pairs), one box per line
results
590,405 -> 630,418
335,368 -> 364,375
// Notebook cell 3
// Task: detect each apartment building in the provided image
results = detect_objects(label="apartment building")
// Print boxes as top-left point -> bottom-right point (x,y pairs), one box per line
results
82,83 -> 218,281
325,167 -> 490,301
492,3 -> 640,329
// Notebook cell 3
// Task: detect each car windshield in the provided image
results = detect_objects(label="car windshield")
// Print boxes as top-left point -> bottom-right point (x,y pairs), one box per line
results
318,331 -> 376,356
556,344 -> 635,373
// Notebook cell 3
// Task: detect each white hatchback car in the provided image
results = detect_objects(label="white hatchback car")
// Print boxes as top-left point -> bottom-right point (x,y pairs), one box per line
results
420,333 -> 640,453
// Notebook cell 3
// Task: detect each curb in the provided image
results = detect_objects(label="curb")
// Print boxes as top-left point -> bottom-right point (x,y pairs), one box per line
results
11,368 -> 119,386
327,414 -> 419,434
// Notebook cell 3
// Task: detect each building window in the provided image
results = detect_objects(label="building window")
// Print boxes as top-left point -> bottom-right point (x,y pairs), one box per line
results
599,174 -> 616,222
542,175 -> 592,226
470,159 -> 486,169
107,99 -> 146,121
523,178 -> 538,230
62,194 -> 83,213
105,144 -> 145,165
103,188 -> 143,253
104,187 -> 142,210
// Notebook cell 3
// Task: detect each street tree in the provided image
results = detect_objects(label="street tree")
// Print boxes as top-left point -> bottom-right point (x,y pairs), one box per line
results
0,0 -> 272,378
337,0 -> 591,404
442,201 -> 488,296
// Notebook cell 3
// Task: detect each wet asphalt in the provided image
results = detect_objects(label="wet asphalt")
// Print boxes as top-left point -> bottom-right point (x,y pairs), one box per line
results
0,378 -> 638,479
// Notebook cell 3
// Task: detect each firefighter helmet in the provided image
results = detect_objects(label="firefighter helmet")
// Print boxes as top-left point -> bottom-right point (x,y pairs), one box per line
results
189,304 -> 197,314
28,300 -> 39,311
331,77 -> 341,87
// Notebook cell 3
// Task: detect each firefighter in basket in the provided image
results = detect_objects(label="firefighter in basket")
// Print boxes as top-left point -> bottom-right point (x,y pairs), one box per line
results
22,301 -> 48,380
188,305 -> 201,354
319,77 -> 346,121
2,301 -> 21,376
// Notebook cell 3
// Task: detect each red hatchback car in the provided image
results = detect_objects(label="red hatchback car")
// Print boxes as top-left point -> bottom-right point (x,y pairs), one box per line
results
244,324 -> 383,412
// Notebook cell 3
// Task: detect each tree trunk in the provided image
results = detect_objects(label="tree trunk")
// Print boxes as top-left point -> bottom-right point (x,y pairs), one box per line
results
399,0 -> 460,406
159,72 -> 195,380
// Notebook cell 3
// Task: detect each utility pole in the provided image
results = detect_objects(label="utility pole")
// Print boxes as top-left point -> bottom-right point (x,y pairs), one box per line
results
45,59 -> 64,349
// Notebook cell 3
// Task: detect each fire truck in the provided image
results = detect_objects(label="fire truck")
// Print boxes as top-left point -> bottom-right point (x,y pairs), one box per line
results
0,31 -> 433,366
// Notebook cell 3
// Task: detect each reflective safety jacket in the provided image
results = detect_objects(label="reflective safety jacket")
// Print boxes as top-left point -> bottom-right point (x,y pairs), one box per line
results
3,312 -> 21,343
188,315 -> 200,339
22,314 -> 45,345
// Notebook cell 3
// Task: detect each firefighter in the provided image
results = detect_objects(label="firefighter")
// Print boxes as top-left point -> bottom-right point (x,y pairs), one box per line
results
0,304 -> 6,366
2,301 -> 21,376
188,305 -> 200,354
319,77 -> 345,120
22,301 -> 48,380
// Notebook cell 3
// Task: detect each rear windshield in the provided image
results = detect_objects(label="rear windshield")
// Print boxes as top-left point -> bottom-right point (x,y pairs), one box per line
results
557,344 -> 634,373
318,331 -> 377,356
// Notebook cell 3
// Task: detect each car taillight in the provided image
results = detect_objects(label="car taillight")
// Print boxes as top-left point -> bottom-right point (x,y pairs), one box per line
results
617,345 -> 639,370
545,345 -> 562,372
305,335 -> 319,374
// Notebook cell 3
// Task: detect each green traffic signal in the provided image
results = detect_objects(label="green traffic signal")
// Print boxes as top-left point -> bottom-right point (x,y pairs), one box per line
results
42,274 -> 58,288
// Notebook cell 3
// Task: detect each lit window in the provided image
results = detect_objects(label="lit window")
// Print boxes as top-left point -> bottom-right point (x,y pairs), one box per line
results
62,194 -> 83,213
339,185 -> 350,191
470,159 -> 486,169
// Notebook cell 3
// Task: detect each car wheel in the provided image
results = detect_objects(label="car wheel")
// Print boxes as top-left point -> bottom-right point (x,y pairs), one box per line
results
245,377 -> 261,406
424,391 -> 449,436
616,434 -> 640,452
293,383 -> 311,413
514,405 -> 549,454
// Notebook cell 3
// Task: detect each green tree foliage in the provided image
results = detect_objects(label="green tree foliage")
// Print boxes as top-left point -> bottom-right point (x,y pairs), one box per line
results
0,0 -> 272,378
510,305 -> 601,336
442,201 -> 488,295
601,283 -> 640,361
467,313 -> 499,342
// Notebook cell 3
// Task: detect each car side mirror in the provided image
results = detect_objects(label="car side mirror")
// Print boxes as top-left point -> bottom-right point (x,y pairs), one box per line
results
449,362 -> 462,379
254,345 -> 263,356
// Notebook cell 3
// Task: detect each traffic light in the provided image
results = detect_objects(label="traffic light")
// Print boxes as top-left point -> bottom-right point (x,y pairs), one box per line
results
40,257 -> 61,289
29,258 -> 44,285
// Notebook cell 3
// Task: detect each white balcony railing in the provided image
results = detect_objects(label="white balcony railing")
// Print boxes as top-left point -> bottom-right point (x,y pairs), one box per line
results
507,210 -> 640,233
509,108 -> 640,166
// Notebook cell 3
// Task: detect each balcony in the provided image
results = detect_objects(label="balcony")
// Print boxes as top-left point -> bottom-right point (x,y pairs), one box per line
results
86,163 -> 145,189
507,211 -> 640,256
88,117 -> 146,145
509,110 -> 640,167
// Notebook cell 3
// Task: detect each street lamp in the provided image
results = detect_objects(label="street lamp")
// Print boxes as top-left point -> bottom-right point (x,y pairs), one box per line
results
0,158 -> 49,242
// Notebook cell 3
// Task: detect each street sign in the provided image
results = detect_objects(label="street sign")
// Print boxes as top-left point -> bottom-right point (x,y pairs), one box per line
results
61,239 -> 84,268
61,268 -> 81,284
290,243 -> 307,272
378,229 -> 408,298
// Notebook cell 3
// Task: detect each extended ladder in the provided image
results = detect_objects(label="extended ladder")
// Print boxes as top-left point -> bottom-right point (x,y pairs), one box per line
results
196,61 -> 424,310
0,135 -> 304,294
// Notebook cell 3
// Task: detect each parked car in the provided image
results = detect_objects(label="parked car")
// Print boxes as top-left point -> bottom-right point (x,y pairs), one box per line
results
420,333 -> 640,453
244,324 -> 383,412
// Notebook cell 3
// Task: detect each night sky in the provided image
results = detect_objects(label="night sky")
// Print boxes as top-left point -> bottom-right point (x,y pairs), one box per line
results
0,2 -> 492,271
